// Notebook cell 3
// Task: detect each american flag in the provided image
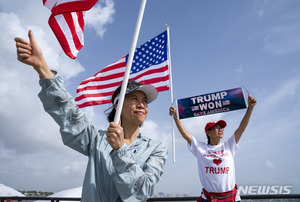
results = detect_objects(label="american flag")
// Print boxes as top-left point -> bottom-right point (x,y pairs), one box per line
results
191,106 -> 199,111
75,30 -> 170,108
222,100 -> 231,106
43,0 -> 98,59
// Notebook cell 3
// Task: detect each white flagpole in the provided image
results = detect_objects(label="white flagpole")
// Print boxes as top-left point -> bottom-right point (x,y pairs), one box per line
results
166,24 -> 175,163
114,0 -> 147,123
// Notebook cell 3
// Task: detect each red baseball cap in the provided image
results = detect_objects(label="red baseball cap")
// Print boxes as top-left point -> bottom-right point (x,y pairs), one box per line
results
205,120 -> 227,132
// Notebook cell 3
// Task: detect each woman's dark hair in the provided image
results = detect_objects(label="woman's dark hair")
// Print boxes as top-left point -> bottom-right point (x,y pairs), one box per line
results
206,128 -> 212,145
105,80 -> 141,123
206,134 -> 211,145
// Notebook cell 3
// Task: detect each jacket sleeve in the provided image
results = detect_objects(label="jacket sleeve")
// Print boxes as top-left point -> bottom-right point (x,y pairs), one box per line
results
110,142 -> 168,201
38,72 -> 98,156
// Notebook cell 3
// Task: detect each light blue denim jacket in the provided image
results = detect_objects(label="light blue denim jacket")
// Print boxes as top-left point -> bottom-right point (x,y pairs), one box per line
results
38,73 -> 168,202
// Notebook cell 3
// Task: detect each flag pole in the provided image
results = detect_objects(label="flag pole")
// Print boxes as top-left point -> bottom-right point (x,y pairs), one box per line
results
114,0 -> 147,123
166,24 -> 175,163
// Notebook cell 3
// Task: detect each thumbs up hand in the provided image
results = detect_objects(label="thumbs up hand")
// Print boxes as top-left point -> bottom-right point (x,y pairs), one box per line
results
15,30 -> 53,78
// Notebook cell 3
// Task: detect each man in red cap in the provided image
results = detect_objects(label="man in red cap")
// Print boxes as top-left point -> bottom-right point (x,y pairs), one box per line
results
169,95 -> 256,202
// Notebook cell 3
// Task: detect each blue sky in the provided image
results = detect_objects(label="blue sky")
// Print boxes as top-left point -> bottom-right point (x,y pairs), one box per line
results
1,0 -> 300,196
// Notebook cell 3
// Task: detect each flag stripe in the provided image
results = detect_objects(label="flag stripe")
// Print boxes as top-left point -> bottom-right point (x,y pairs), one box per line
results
49,14 -> 76,59
75,84 -> 170,108
75,80 -> 170,106
63,12 -> 84,51
76,80 -> 123,95
43,0 -> 56,10
76,63 -> 168,92
48,0 -> 98,15
130,64 -> 168,81
53,13 -> 79,58
77,100 -> 111,108
75,30 -> 170,108
78,57 -> 127,85
75,73 -> 169,99
75,72 -> 169,100
43,0 -> 97,59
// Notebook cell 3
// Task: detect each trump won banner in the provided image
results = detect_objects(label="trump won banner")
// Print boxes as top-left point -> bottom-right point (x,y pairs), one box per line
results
177,87 -> 246,119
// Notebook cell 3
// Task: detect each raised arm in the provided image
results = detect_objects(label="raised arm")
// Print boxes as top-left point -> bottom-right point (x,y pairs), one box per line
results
169,106 -> 192,145
234,95 -> 257,143
15,30 -> 53,78
15,30 -> 97,155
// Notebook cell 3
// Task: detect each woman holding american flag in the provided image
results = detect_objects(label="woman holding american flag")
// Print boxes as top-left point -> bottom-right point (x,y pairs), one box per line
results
15,30 -> 168,202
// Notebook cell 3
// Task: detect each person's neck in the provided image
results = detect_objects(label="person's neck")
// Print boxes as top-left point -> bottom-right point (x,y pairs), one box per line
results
210,139 -> 221,146
122,124 -> 140,145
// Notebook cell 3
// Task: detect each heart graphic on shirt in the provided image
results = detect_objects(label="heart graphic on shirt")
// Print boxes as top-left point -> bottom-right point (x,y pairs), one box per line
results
213,158 -> 222,166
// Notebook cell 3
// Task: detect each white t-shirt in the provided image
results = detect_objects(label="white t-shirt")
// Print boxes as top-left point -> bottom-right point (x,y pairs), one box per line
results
188,134 -> 241,200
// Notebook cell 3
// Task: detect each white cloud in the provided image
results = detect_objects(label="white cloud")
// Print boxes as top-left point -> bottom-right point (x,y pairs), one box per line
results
141,119 -> 173,148
61,161 -> 87,177
85,0 -> 115,38
254,0 -> 300,55
140,113 -> 226,158
0,144 -> 16,159
23,158 -> 44,172
264,23 -> 300,55
0,1 -> 114,191
0,1 -> 108,156
253,0 -> 269,18
264,160 -> 274,169
257,78 -> 300,116
180,114 -> 224,143
235,64 -> 244,74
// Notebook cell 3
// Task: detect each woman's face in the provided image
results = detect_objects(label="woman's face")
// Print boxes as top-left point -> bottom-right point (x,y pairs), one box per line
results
207,124 -> 224,140
121,90 -> 148,126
